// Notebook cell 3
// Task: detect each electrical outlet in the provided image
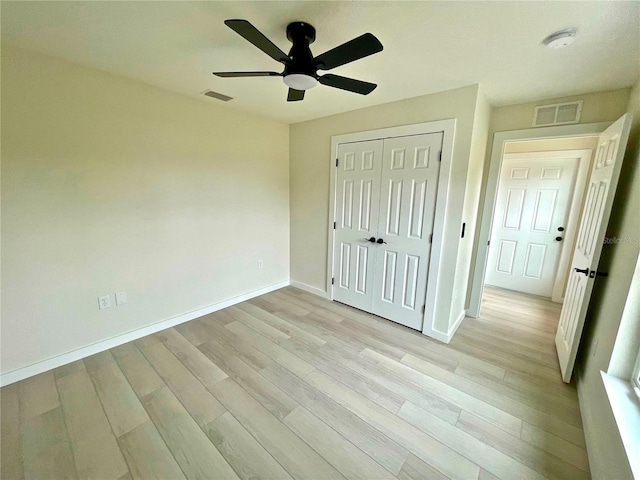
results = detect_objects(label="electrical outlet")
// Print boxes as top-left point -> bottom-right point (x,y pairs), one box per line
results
98,295 -> 111,310
115,291 -> 127,306
258,260 -> 264,269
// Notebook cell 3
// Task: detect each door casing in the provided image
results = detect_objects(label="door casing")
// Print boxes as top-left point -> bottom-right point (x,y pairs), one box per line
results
328,120 -> 456,340
467,122 -> 611,318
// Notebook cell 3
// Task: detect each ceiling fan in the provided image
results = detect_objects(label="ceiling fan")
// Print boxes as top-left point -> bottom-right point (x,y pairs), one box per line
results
213,20 -> 383,102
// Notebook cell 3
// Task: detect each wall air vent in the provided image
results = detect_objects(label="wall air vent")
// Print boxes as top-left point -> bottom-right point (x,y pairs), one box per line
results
532,100 -> 582,127
202,90 -> 233,102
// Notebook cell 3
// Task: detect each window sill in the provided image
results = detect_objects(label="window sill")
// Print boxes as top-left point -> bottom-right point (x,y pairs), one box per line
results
601,371 -> 640,479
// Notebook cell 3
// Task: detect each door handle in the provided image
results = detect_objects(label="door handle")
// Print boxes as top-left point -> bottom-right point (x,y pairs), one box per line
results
574,267 -> 590,276
557,227 -> 565,232
376,238 -> 387,244
589,270 -> 609,278
362,237 -> 376,243
555,236 -> 563,242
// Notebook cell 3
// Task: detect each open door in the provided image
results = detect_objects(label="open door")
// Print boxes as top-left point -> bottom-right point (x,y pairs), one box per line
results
555,114 -> 632,383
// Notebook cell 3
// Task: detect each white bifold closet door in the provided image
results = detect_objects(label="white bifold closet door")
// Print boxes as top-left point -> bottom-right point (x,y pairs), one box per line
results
333,133 -> 442,330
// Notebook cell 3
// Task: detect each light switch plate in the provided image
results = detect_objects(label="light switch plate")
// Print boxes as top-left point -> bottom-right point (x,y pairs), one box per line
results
115,291 -> 127,306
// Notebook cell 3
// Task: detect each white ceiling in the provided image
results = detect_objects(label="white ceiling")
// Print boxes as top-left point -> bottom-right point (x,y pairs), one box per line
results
2,1 -> 639,124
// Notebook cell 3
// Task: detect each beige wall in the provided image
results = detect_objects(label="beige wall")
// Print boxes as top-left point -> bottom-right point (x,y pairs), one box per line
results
490,89 -> 631,134
451,88 -> 492,322
468,88 -> 632,308
1,46 -> 290,375
289,84 -> 484,334
576,80 -> 639,479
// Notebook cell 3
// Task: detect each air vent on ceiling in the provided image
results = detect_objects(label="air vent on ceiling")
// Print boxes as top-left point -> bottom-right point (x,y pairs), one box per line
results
532,100 -> 582,127
202,90 -> 233,102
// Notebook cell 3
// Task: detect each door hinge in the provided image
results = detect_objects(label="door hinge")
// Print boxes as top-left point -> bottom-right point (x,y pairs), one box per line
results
422,305 -> 425,314
429,234 -> 433,243
333,221 -> 336,230
487,240 -> 490,246
336,158 -> 339,167
331,278 -> 335,285
438,151 -> 442,162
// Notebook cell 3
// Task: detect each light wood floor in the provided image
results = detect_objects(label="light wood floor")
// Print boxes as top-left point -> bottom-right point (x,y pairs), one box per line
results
1,286 -> 589,480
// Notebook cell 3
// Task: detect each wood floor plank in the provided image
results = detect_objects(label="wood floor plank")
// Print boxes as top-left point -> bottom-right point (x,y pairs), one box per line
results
225,305 -> 291,342
155,327 -> 228,388
56,366 -> 129,479
21,407 -> 77,480
249,297 -> 364,356
225,320 -> 315,378
199,336 -> 298,421
398,401 -> 545,480
204,411 -> 293,480
84,351 -> 149,437
454,363 -> 583,423
111,343 -> 165,399
362,349 -> 522,436
283,406 -> 395,480
138,341 -> 226,428
456,411 -> 589,480
1,384 -> 24,480
201,319 -> 273,371
141,386 -> 239,479
397,453 -> 450,480
521,422 -> 590,472
279,337 -> 406,414
304,369 -> 480,480
400,351 -> 585,436
18,371 -> 59,421
270,291 -> 407,360
236,302 -> 327,348
209,377 -> 345,480
117,420 -> 186,480
260,362 -> 409,476
320,342 -> 461,425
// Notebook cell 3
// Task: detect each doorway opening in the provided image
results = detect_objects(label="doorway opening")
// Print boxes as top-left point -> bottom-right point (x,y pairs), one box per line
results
484,139 -> 597,303
468,116 -> 632,383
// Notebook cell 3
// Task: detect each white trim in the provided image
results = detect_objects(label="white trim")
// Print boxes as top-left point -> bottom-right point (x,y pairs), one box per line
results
601,372 -> 640,479
290,280 -> 329,299
466,122 -> 611,318
0,280 -> 289,386
421,310 -> 466,344
327,119 -> 456,339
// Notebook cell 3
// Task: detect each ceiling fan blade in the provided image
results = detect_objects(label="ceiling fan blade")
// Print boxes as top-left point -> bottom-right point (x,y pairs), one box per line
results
224,19 -> 289,64
213,71 -> 281,77
314,33 -> 383,70
287,88 -> 305,102
318,74 -> 377,95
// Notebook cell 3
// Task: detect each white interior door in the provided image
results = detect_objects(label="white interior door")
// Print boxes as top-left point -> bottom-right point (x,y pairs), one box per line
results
332,140 -> 383,311
332,133 -> 442,331
556,114 -> 632,383
372,133 -> 442,329
486,154 -> 582,297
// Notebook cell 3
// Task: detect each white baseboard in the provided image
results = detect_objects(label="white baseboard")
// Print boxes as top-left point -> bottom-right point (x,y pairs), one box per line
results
289,280 -> 329,299
0,280 -> 289,387
422,310 -> 466,344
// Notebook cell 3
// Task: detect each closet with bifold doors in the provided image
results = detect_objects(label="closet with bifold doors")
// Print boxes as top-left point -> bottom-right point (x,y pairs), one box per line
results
332,132 -> 443,330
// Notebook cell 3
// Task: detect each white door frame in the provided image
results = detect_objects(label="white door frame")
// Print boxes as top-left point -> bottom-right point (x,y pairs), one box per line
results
327,119 -> 456,337
489,149 -> 593,302
467,122 -> 611,318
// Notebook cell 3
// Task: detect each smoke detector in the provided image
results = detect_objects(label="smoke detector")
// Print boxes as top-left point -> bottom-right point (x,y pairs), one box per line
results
543,29 -> 576,49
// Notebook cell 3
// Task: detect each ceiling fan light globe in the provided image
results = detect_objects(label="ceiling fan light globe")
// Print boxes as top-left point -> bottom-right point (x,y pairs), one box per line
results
283,74 -> 318,90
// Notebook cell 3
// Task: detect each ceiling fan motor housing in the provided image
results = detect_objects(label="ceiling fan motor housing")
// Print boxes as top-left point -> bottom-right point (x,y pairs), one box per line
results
285,22 -> 317,77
